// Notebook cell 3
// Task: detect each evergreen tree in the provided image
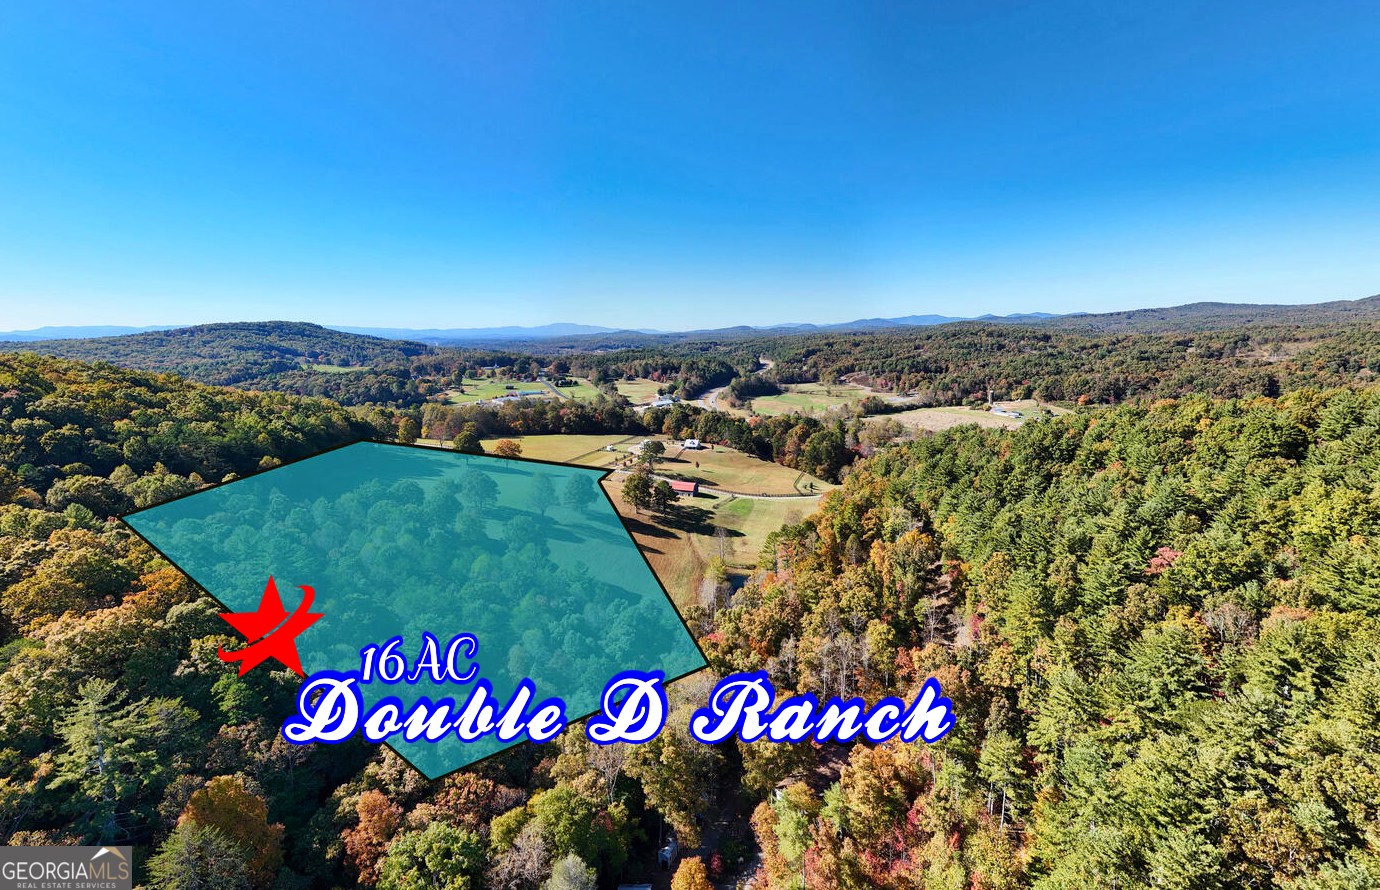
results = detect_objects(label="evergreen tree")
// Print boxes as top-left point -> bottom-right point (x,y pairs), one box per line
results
149,823 -> 252,890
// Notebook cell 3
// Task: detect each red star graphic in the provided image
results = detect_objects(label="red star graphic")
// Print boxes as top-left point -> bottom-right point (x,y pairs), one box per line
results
218,577 -> 323,677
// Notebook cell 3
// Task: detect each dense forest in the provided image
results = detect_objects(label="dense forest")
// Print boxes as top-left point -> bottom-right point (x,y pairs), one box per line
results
3,318 -> 1380,888
713,387 -> 1380,889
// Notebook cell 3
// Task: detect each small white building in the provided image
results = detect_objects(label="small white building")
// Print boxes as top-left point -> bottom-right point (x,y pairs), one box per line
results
659,834 -> 679,869
651,395 -> 678,408
683,438 -> 701,449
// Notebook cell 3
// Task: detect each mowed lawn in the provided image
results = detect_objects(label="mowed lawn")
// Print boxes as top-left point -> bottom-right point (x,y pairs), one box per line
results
614,378 -> 665,404
883,405 -> 1024,432
749,382 -> 868,416
992,399 -> 1072,417
601,480 -> 821,607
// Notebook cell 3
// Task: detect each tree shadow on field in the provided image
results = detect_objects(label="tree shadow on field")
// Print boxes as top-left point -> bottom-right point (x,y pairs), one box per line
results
660,503 -> 742,539
618,513 -> 677,541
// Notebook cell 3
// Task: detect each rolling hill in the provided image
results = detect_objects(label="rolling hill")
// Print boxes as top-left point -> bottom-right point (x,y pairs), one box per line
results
0,321 -> 434,404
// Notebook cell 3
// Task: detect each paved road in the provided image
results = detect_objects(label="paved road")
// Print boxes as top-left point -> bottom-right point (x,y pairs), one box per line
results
695,355 -> 774,411
697,385 -> 728,411
541,378 -> 570,400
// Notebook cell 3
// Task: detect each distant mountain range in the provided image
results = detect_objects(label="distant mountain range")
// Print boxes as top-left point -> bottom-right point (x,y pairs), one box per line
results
323,312 -> 1063,344
0,314 -> 1059,345
0,324 -> 184,341
4,293 -> 1379,348
329,323 -> 657,343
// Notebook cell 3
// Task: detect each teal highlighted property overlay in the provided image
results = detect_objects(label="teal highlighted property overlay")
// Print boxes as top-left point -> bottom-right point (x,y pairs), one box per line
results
122,441 -> 706,778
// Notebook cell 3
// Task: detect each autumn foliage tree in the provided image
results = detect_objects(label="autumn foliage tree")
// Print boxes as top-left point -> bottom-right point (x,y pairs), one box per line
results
343,789 -> 403,886
494,439 -> 523,458
671,856 -> 713,890
177,776 -> 284,889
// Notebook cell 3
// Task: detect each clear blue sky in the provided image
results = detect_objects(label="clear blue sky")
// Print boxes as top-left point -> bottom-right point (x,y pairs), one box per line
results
1,1 -> 1377,330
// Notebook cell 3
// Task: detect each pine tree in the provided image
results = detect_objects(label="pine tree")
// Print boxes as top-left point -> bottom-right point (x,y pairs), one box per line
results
53,678 -> 192,842
149,823 -> 252,890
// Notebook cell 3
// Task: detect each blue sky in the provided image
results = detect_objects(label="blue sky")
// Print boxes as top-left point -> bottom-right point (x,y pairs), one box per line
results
1,1 -> 1377,330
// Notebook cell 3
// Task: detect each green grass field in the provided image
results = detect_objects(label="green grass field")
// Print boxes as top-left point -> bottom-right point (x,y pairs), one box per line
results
991,399 -> 1072,417
551,378 -> 606,402
470,433 -> 832,495
749,382 -> 869,416
441,377 -> 527,404
614,378 -> 665,404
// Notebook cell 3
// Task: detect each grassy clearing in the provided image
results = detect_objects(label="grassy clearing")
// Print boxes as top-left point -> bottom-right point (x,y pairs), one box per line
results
883,406 -> 1024,432
992,399 -> 1072,416
442,377 -> 529,404
304,363 -> 367,373
614,378 -> 665,404
654,440 -> 835,496
468,433 -> 833,496
602,480 -> 821,607
551,378 -> 606,402
749,382 -> 869,416
477,433 -> 640,466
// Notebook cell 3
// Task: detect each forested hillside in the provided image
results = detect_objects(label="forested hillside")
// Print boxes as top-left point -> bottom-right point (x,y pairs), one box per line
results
0,322 -> 432,405
738,321 -> 1380,406
719,388 -> 1380,889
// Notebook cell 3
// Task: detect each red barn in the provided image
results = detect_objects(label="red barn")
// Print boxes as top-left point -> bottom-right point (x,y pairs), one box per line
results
668,479 -> 699,498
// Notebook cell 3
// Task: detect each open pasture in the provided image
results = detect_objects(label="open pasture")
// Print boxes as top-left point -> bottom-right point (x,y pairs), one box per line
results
551,377 -> 607,401
883,405 -> 1024,432
304,363 -> 368,373
477,433 -> 639,467
441,377 -> 531,404
748,382 -> 869,416
601,480 -> 820,607
614,378 -> 666,404
654,439 -> 834,496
